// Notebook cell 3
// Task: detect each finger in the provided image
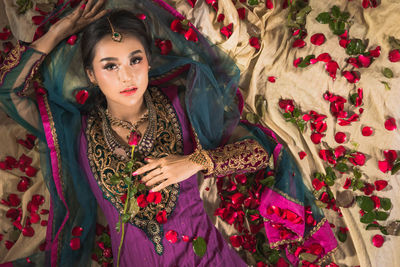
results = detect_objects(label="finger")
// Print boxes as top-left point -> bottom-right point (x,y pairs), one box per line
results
145,174 -> 167,187
84,0 -> 107,18
151,181 -> 170,192
141,168 -> 163,183
87,9 -> 108,24
70,1 -> 85,21
82,0 -> 94,17
134,160 -> 160,176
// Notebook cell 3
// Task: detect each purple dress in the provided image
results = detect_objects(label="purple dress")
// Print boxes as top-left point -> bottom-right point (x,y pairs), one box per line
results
78,86 -> 247,267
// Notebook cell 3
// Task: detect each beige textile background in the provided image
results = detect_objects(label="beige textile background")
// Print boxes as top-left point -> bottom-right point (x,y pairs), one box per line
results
0,0 -> 400,266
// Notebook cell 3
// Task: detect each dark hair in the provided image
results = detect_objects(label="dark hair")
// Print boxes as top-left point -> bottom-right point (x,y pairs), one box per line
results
81,9 -> 152,70
80,9 -> 152,111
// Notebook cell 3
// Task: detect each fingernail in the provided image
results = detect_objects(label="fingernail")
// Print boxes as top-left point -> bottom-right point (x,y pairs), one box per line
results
132,171 -> 138,176
80,4 -> 86,9
144,158 -> 150,161
149,189 -> 153,193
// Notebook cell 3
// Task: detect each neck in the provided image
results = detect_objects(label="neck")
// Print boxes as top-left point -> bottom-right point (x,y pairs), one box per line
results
107,97 -> 147,124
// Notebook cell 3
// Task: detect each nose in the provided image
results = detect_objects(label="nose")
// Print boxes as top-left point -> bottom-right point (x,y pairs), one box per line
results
118,65 -> 133,83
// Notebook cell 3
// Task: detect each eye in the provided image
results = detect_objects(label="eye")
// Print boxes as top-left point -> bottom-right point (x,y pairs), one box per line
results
104,63 -> 117,71
130,57 -> 143,65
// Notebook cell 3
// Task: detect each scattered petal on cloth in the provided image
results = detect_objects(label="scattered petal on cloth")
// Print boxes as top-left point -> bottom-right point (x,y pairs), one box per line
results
372,234 -> 384,247
384,117 -> 397,131
165,230 -> 178,243
310,33 -> 325,46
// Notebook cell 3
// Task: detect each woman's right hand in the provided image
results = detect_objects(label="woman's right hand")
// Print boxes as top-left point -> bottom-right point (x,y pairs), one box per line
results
31,0 -> 108,54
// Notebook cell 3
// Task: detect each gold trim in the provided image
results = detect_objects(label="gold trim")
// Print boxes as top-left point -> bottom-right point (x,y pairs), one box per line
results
0,42 -> 27,84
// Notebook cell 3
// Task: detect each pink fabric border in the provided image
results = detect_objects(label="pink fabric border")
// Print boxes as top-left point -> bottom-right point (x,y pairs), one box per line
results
36,92 -> 69,266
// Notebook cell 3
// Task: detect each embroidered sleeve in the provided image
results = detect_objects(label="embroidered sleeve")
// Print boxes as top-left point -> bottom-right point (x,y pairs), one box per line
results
203,139 -> 269,177
0,41 -> 47,97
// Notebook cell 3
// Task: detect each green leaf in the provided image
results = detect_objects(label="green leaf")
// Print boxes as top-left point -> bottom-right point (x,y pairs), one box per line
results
193,237 -> 207,257
298,55 -> 315,68
137,183 -> 146,192
115,221 -> 121,232
267,250 -> 280,264
380,198 -> 392,211
381,81 -> 391,91
335,162 -> 349,173
121,214 -> 131,223
246,112 -> 260,124
353,168 -> 362,179
375,211 -> 389,221
124,176 -> 132,186
389,36 -> 400,50
349,93 -> 358,105
255,95 -> 267,118
391,162 -> 400,175
297,120 -> 305,133
128,197 -> 140,218
337,230 -> 347,242
360,212 -> 375,224
292,108 -> 301,118
110,175 -> 121,185
356,196 -> 374,212
316,12 -> 332,24
354,179 -> 364,190
382,68 -> 394,78
260,176 -> 275,187
325,166 -> 337,181
248,0 -> 259,5
380,227 -> 388,235
331,6 -> 341,18
366,223 -> 380,230
283,112 -> 292,119
340,12 -> 350,21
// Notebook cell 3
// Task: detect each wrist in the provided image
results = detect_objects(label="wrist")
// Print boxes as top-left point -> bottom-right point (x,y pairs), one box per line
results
188,149 -> 214,174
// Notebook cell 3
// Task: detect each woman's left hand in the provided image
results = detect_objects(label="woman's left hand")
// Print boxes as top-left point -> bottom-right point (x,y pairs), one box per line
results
135,155 -> 204,192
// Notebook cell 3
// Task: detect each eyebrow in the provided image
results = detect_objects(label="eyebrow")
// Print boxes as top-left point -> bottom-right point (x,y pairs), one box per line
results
99,50 -> 143,62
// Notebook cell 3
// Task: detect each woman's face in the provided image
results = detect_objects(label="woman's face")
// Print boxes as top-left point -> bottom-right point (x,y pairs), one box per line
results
87,34 -> 149,110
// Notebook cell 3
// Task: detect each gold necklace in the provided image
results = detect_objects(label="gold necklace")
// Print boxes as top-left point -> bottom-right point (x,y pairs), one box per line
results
105,109 -> 149,140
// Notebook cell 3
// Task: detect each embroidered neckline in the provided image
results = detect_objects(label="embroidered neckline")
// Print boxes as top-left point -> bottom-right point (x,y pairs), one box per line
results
86,87 -> 184,254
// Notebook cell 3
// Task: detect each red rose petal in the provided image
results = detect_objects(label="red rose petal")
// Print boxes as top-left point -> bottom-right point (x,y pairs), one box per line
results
378,161 -> 391,173
325,60 -> 339,80
267,76 -> 276,83
362,126 -> 373,136
358,55 -> 371,68
70,237 -> 81,250
5,240 -> 14,250
389,49 -> 400,62
348,57 -> 360,68
156,210 -> 167,224
8,194 -> 21,207
30,213 -> 40,224
234,174 -> 247,184
312,178 -> 325,191
384,117 -> 397,131
266,0 -> 273,9
32,194 -> 45,206
310,132 -> 324,144
67,35 -> 77,45
237,8 -> 246,20
165,230 -> 178,243
334,132 -> 347,144
41,220 -> 48,226
298,151 -> 307,160
343,71 -> 360,83
182,235 -> 190,242
374,180 -> 388,191
155,39 -> 172,55
17,177 -> 31,192
317,53 -> 331,62
187,0 -> 196,8
372,234 -> 384,247
22,226 -> 35,237
249,37 -> 260,50
343,178 -> 352,189
349,152 -> 366,166
32,16 -> 45,25
72,226 -> 83,236
230,235 -> 243,247
310,33 -> 325,46
369,46 -> 381,58
184,28 -> 198,42
136,13 -> 146,20
75,90 -> 89,105
137,194 -> 148,208
292,39 -> 306,48
371,195 -> 380,209
220,23 -> 233,39
293,57 -> 302,68
217,14 -> 225,23
383,150 -> 397,163
362,0 -> 370,8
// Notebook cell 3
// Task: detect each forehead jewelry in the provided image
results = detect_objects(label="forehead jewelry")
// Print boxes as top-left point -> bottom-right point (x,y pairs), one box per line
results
107,17 -> 122,42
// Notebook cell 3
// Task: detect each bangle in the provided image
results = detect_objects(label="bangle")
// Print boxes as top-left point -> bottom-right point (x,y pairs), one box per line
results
188,149 -> 214,174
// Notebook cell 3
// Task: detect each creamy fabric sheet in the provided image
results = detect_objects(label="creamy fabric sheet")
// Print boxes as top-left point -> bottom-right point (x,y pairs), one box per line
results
1,0 -> 400,266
